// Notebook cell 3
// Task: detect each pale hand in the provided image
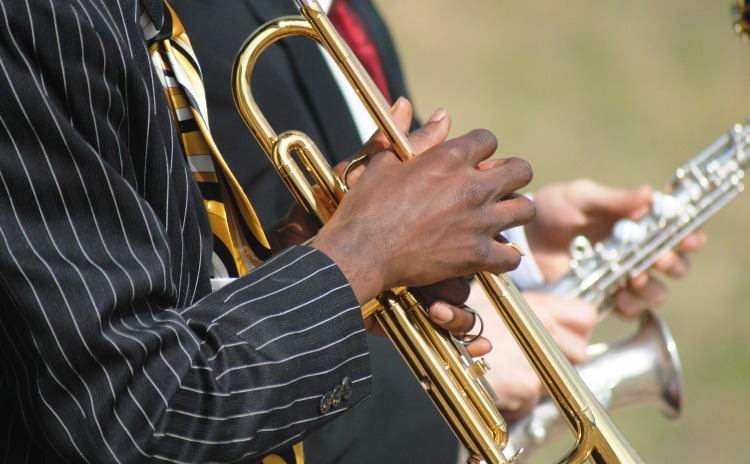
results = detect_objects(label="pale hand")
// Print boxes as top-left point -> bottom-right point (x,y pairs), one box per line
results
525,179 -> 706,317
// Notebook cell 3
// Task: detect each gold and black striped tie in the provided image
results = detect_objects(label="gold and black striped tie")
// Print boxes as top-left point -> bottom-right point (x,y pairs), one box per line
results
146,1 -> 271,278
143,2 -> 303,462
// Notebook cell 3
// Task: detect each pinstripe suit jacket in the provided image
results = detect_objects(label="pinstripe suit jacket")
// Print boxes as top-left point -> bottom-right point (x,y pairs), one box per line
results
0,1 -> 371,462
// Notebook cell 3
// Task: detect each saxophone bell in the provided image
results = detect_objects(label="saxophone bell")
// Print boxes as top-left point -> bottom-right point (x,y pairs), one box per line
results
504,310 -> 682,459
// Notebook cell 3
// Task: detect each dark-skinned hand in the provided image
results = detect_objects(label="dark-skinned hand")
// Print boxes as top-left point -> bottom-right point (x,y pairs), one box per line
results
264,99 -> 533,356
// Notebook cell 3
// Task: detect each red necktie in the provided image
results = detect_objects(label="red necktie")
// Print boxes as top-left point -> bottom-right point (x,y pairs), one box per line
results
328,0 -> 393,104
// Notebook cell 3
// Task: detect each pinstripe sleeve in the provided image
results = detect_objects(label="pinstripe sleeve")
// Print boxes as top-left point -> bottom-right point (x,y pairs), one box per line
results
0,1 -> 371,463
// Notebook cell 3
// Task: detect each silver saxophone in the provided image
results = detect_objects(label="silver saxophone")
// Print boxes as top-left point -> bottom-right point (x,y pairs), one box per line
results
504,121 -> 750,459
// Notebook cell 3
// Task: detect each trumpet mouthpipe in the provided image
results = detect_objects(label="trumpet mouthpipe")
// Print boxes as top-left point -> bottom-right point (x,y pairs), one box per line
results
296,0 -> 415,161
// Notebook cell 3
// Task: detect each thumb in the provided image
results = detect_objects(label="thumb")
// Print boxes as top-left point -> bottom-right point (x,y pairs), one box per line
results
407,107 -> 452,156
584,182 -> 653,218
361,97 -> 415,153
334,97 -> 416,184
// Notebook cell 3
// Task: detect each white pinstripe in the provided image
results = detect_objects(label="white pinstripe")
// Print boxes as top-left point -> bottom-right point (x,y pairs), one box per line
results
215,265 -> 341,325
236,283 -> 352,337
221,318 -> 363,378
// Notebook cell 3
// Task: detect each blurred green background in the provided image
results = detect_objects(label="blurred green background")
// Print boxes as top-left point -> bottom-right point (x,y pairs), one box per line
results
375,1 -> 750,462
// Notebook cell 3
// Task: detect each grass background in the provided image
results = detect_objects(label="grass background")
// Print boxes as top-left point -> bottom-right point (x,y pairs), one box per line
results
374,1 -> 750,462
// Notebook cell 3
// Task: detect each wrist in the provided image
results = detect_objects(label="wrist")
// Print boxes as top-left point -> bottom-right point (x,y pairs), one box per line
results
311,222 -> 387,305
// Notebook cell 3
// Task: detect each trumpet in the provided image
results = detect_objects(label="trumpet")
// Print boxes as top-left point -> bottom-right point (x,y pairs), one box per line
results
232,1 -> 643,462
507,121 -> 750,458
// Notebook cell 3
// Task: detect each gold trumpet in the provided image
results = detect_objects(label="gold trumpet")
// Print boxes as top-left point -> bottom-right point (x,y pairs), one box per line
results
232,1 -> 643,462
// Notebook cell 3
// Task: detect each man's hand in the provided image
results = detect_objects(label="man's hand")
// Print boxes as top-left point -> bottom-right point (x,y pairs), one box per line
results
361,276 -> 492,355
266,98 -> 446,251
525,179 -> 706,317
312,101 -> 534,306
266,98 -> 522,347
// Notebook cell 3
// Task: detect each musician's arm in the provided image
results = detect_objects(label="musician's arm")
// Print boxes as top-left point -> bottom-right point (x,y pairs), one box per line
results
0,7 -> 370,462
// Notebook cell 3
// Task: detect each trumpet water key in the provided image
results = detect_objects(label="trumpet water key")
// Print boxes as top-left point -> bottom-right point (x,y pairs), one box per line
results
232,1 -> 644,462
505,122 -> 749,459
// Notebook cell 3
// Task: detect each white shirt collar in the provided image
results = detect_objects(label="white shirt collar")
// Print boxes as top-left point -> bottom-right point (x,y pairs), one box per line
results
317,0 -> 333,13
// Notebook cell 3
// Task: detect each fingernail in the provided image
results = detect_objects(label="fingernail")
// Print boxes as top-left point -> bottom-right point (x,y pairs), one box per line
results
427,108 -> 446,123
630,272 -> 648,289
495,234 -> 526,256
429,303 -> 454,323
681,233 -> 698,249
391,96 -> 406,111
506,242 -> 525,256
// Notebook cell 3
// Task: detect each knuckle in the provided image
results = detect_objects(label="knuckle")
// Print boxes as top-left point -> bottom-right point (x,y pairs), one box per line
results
500,397 -> 523,413
515,195 -> 536,223
573,178 -> 595,190
574,340 -> 592,363
506,157 -> 533,183
581,305 -> 598,328
520,373 -> 542,393
469,128 -> 498,149
490,247 -> 522,274
498,194 -> 535,227
567,346 -> 588,364
469,240 -> 491,266
463,179 -> 488,207
442,145 -> 464,165
476,212 -> 497,234
409,127 -> 431,147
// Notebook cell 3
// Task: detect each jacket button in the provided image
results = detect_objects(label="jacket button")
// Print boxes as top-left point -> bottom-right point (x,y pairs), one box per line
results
341,377 -> 352,400
332,384 -> 344,407
319,391 -> 334,414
